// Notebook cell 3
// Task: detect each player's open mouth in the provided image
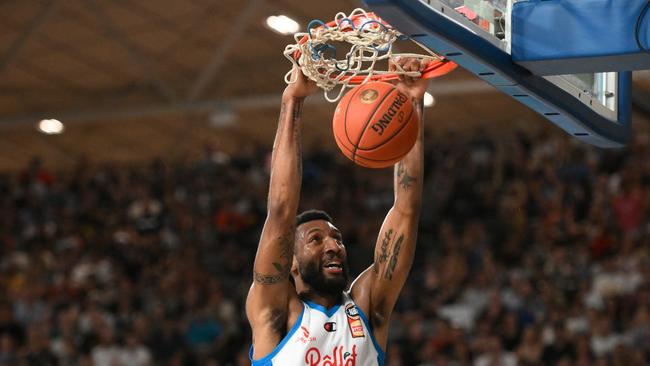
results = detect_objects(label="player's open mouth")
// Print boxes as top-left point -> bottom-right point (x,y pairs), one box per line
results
323,262 -> 343,274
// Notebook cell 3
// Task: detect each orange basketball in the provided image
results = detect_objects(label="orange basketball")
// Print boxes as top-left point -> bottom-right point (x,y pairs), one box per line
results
332,81 -> 419,168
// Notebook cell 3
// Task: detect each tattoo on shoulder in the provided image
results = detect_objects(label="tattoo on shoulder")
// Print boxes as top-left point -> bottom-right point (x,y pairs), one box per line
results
397,162 -> 416,189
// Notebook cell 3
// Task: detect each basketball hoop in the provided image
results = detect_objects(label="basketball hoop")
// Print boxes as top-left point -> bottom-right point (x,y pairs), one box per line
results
283,8 -> 457,102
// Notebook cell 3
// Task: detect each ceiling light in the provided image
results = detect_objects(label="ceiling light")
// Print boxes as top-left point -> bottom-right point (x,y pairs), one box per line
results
266,15 -> 299,35
37,119 -> 64,134
424,92 -> 436,108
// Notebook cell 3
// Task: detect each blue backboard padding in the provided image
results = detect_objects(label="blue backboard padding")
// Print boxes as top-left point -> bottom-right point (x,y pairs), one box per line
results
644,6 -> 650,47
363,0 -> 631,147
410,36 -> 516,86
618,71 -> 632,134
512,0 -> 650,73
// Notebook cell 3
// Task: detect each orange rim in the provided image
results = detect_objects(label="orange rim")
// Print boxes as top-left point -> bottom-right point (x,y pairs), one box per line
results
339,60 -> 458,84
292,12 -> 457,82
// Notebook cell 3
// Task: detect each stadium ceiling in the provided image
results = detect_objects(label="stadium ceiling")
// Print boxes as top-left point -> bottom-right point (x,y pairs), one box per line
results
0,0 -> 648,170
0,0 -> 489,123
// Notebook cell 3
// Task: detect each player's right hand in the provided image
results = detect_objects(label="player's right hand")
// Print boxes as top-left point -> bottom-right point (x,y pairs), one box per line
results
389,57 -> 430,101
284,66 -> 319,99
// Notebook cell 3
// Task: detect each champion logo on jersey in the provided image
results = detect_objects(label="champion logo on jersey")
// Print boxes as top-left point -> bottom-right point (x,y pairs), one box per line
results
305,345 -> 357,366
324,322 -> 337,332
344,304 -> 365,338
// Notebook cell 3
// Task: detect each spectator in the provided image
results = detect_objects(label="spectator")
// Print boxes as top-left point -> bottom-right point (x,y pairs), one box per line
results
118,332 -> 152,366
0,127 -> 647,364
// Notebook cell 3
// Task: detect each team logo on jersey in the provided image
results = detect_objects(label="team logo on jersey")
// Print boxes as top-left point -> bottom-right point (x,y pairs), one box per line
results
345,304 -> 365,338
305,345 -> 357,366
324,322 -> 337,332
345,304 -> 359,317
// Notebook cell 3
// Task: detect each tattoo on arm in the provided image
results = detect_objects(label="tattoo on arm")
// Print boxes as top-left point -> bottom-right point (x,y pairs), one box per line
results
291,100 -> 303,169
279,232 -> 293,259
373,228 -> 405,280
254,269 -> 288,285
292,99 -> 303,122
383,233 -> 404,280
374,229 -> 393,273
254,233 -> 293,285
397,161 -> 416,190
379,229 -> 392,264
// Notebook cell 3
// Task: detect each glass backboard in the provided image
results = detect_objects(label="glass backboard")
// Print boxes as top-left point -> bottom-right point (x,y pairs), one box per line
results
364,0 -> 631,147
437,0 -> 618,117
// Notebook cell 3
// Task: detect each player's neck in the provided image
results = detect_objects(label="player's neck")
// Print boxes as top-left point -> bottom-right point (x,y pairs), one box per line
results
298,290 -> 342,309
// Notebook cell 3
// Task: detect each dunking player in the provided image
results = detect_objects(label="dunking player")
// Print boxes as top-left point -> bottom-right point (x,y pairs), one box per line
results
247,58 -> 428,366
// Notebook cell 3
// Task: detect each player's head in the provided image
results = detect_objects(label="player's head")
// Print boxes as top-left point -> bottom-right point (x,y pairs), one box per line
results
292,209 -> 349,295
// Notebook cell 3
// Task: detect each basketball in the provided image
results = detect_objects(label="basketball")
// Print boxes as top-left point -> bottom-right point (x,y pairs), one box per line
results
332,81 -> 419,168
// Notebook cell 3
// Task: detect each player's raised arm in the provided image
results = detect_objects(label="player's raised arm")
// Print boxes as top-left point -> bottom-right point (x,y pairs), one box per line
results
246,68 -> 317,341
351,57 -> 427,347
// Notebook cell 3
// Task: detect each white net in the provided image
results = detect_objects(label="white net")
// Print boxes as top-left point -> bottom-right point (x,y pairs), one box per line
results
283,8 -> 442,102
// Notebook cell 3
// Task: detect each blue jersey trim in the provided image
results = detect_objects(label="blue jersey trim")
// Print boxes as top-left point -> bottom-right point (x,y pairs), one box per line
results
304,300 -> 341,318
356,305 -> 386,366
249,305 -> 306,366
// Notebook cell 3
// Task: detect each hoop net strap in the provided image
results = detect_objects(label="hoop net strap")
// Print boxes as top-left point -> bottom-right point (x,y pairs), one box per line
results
283,8 -> 457,102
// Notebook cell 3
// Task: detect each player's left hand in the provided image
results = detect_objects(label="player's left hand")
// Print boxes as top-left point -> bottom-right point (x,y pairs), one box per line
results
390,57 -> 430,100
284,66 -> 319,99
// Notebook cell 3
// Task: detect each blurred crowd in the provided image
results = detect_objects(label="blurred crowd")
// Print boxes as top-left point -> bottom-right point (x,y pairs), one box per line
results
0,126 -> 648,366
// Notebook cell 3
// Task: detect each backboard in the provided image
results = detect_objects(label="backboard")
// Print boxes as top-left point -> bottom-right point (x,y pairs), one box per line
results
363,0 -> 632,147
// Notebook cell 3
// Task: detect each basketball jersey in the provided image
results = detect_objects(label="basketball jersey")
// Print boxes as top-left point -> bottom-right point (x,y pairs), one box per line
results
250,292 -> 385,366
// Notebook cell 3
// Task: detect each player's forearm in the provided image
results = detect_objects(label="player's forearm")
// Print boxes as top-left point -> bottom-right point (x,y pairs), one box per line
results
250,96 -> 303,287
267,95 -> 303,218
393,98 -> 424,214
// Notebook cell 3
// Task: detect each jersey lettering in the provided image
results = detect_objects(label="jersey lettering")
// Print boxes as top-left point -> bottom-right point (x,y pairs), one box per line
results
305,345 -> 357,366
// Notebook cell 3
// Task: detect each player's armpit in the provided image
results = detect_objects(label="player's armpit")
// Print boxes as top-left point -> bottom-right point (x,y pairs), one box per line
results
246,287 -> 290,359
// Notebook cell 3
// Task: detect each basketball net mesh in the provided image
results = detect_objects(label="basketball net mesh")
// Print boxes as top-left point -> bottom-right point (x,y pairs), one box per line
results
283,8 -> 443,102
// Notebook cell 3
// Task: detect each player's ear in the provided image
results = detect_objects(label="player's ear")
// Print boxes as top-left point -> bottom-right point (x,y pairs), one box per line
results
291,256 -> 299,276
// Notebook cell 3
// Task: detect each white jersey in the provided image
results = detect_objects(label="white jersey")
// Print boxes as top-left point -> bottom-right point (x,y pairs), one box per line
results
250,292 -> 385,366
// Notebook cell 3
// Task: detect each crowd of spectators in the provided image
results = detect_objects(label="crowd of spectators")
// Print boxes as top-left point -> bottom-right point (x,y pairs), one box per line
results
0,125 -> 648,366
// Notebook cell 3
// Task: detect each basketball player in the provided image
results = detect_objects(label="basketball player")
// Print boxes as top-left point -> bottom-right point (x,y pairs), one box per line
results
247,57 -> 428,365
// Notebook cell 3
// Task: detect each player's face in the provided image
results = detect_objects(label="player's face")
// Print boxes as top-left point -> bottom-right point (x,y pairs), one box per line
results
295,220 -> 349,295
